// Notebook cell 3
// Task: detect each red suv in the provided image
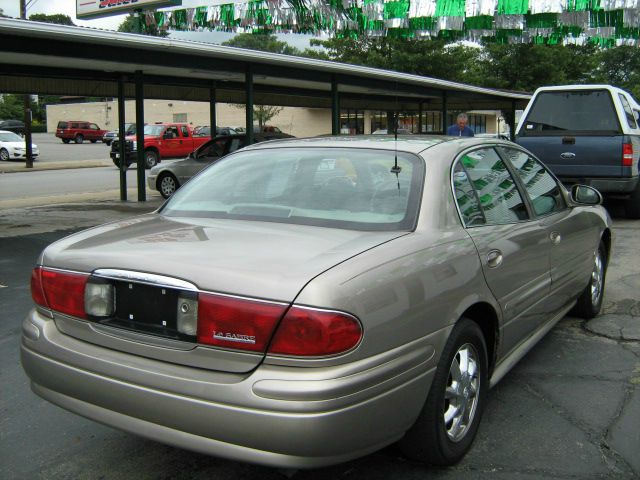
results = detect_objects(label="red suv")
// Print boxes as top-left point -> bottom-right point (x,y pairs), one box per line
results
55,121 -> 107,144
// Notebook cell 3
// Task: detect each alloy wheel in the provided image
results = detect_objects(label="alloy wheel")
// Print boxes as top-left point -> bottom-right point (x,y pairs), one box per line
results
160,175 -> 177,198
444,343 -> 480,443
590,249 -> 604,306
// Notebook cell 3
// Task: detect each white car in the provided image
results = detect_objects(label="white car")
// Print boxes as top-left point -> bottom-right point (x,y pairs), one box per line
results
0,130 -> 39,161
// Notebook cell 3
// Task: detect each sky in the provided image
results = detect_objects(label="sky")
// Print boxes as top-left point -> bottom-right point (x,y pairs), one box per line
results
0,0 -> 319,48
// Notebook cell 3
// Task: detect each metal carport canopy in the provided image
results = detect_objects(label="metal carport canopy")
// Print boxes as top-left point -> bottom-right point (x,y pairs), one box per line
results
0,17 -> 530,112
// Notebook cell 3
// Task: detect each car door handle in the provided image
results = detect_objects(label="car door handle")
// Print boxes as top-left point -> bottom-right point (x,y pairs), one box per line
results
487,250 -> 503,268
550,231 -> 561,245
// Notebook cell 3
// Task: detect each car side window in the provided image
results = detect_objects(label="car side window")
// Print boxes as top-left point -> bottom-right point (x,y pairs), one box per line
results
619,94 -> 638,129
181,126 -> 190,137
459,148 -> 529,225
452,162 -> 485,226
499,147 -> 566,217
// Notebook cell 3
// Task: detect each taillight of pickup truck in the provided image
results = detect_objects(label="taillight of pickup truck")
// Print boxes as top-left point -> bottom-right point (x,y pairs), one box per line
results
623,143 -> 633,167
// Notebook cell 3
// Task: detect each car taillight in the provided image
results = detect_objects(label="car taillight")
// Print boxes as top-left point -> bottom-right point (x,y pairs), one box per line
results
197,293 -> 287,352
31,267 -> 88,318
623,143 -> 633,167
268,306 -> 362,357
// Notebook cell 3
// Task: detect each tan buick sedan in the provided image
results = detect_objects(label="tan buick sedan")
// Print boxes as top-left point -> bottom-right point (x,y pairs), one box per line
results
22,136 -> 611,468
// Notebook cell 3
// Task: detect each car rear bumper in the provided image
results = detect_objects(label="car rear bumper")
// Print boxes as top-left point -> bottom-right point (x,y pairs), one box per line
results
560,176 -> 639,195
21,309 -> 440,468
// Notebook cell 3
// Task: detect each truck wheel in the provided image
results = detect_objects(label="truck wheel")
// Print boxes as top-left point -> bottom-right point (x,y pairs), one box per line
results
144,150 -> 159,169
75,134 -> 84,144
158,172 -> 179,199
0,148 -> 9,161
62,139 -> 70,144
624,183 -> 640,219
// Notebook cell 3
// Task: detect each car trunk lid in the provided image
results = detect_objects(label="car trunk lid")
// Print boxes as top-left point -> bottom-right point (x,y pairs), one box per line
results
40,214 -> 403,372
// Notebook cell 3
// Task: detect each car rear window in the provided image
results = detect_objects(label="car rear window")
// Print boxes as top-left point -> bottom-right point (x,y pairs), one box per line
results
57,122 -> 68,129
161,147 -> 424,231
520,90 -> 621,135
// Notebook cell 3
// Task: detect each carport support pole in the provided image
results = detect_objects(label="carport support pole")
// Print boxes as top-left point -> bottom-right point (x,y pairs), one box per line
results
331,77 -> 340,135
117,76 -> 127,201
418,101 -> 423,134
245,65 -> 254,145
441,91 -> 447,134
510,100 -> 517,141
135,70 -> 146,202
209,83 -> 217,136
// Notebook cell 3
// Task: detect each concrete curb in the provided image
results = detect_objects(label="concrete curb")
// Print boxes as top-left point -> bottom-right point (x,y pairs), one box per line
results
0,159 -> 113,173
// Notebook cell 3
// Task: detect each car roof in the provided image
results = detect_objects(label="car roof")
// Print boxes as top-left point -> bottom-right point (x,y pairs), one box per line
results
240,135 -> 509,155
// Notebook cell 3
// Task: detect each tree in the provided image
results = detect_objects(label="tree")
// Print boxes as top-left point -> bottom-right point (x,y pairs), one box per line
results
308,37 -> 483,84
254,105 -> 284,129
222,33 -> 300,55
0,94 -> 24,120
593,46 -> 640,99
118,13 -> 168,36
233,104 -> 284,129
28,13 -> 75,26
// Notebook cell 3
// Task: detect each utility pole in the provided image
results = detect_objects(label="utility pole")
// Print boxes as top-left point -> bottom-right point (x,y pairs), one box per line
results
20,0 -> 33,168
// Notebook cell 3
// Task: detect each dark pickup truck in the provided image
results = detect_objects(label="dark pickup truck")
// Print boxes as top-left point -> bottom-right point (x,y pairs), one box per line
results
516,85 -> 640,218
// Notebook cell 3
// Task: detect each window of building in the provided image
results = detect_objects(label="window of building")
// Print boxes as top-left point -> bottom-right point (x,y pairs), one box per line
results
173,113 -> 188,123
340,110 -> 364,135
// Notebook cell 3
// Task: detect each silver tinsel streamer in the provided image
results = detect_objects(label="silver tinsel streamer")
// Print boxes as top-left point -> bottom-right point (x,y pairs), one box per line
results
601,0 -> 640,10
495,14 -> 524,29
528,0 -> 563,14
408,0 -> 437,18
465,0 -> 498,17
526,27 -> 554,36
584,27 -> 616,37
433,16 -> 464,32
558,11 -> 589,28
623,7 -> 640,26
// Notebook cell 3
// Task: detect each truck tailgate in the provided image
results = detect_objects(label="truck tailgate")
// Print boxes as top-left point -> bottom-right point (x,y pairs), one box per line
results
517,135 -> 623,179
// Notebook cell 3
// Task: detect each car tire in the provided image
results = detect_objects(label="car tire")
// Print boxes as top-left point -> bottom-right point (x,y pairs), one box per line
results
62,139 -> 70,144
400,318 -> 488,466
90,139 -> 97,143
75,135 -> 84,144
624,183 -> 640,219
144,149 -> 159,169
158,172 -> 179,199
570,241 -> 607,319
0,148 -> 9,161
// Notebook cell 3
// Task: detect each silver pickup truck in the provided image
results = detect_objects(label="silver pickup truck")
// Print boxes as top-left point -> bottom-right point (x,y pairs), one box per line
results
516,84 -> 640,218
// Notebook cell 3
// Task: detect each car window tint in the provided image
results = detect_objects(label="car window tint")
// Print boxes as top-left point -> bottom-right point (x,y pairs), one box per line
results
499,147 -> 566,217
229,138 -> 242,152
618,94 -> 638,129
162,148 -> 424,232
452,162 -> 485,227
522,90 -> 620,134
461,148 -> 529,225
181,125 -> 190,137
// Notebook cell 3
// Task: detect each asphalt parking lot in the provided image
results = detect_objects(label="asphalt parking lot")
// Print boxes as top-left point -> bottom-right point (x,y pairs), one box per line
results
0,194 -> 638,479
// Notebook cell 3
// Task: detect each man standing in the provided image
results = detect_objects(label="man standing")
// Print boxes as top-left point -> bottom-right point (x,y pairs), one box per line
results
447,113 -> 475,137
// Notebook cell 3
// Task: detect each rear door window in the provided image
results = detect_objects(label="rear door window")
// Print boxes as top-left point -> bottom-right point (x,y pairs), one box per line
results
521,90 -> 620,135
498,147 -> 566,217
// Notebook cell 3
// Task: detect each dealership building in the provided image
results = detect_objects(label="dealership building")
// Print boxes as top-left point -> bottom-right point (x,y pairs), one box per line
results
46,99 -> 504,137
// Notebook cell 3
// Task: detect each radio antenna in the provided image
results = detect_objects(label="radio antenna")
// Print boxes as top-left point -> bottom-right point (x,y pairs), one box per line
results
390,82 -> 401,192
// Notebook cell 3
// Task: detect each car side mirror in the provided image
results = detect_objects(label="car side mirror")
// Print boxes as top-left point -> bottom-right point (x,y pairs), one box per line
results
571,185 -> 602,205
